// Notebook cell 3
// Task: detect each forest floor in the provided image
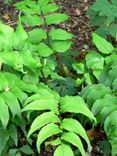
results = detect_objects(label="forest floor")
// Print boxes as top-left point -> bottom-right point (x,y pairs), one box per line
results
0,0 -> 109,156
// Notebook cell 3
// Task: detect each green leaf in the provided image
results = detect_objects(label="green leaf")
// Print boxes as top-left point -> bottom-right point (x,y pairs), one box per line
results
49,29 -> 73,40
0,23 -> 14,50
14,0 -> 41,14
60,96 -> 95,122
22,91 -> 59,114
38,0 -> 53,6
0,97 -> 9,128
86,51 -> 104,70
45,13 -> 68,25
46,137 -> 61,146
11,87 -> 28,103
60,118 -> 91,152
72,62 -> 85,74
20,145 -> 33,155
93,33 -> 115,54
54,144 -> 74,156
96,105 -> 117,124
0,51 -> 23,70
21,14 -> 44,26
1,91 -> 21,118
28,111 -> 60,138
28,29 -> 47,44
51,40 -> 72,53
20,50 -> 41,69
61,132 -> 85,156
84,73 -> 94,85
37,43 -> 54,57
104,111 -> 117,156
86,85 -> 111,108
41,4 -> 60,14
22,73 -> 39,84
36,123 -> 61,153
13,18 -> 28,49
9,124 -> 18,146
91,94 -> 116,116
0,128 -> 9,154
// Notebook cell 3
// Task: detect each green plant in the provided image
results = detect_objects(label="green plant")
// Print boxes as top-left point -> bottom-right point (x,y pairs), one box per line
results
88,0 -> 117,39
73,33 -> 117,87
80,59 -> 117,155
0,0 -> 96,155
14,0 -> 73,53
22,88 -> 95,156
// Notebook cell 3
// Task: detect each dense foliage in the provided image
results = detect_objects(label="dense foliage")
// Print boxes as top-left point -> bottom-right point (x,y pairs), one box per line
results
88,0 -> 117,39
0,0 -> 117,155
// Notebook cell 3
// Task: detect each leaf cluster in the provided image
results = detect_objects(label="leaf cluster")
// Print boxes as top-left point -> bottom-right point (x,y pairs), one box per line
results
88,0 -> 117,39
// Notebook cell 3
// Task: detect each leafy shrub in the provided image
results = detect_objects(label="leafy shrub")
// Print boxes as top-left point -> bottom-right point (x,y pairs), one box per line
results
73,33 -> 117,86
88,0 -> 117,39
14,0 -> 73,53
23,88 -> 95,156
0,0 -> 95,155
80,59 -> 117,155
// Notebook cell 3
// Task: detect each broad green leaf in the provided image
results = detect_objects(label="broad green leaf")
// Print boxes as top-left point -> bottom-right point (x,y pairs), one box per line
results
54,143 -> 74,156
0,23 -> 14,50
42,4 -> 60,14
28,112 -> 60,137
0,128 -> 9,154
84,73 -> 93,85
0,51 -> 23,70
0,97 -> 9,128
9,124 -> 18,146
20,145 -> 33,155
72,62 -> 85,74
45,13 -> 68,25
0,72 -> 9,91
22,73 -> 39,84
109,138 -> 117,156
86,51 -> 104,70
46,137 -> 61,146
13,18 -> 28,49
37,43 -> 54,57
51,40 -> 72,53
14,0 -> 41,14
60,96 -> 95,122
105,54 -> 117,64
21,14 -> 44,26
112,79 -> 117,92
60,118 -> 91,152
104,111 -> 117,156
22,97 -> 59,114
104,111 -> 117,137
38,0 -> 53,6
93,33 -> 115,54
1,91 -> 21,118
80,84 -> 96,99
92,94 -> 117,116
20,50 -> 41,69
28,29 -> 47,44
11,87 -> 28,103
86,85 -> 111,107
49,29 -> 73,40
96,105 -> 117,123
61,132 -> 85,156
36,123 -> 61,152
25,89 -> 60,105
18,81 -> 39,93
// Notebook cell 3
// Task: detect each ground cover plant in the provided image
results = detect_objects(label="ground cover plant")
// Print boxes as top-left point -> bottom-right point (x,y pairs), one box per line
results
88,0 -> 117,39
0,0 -> 117,156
